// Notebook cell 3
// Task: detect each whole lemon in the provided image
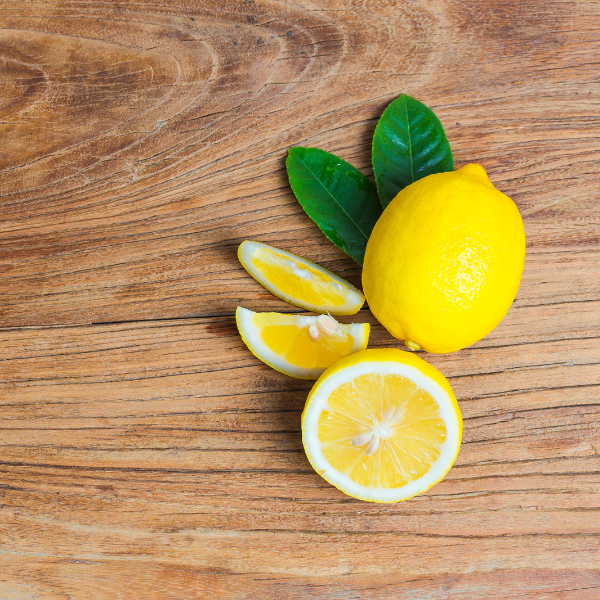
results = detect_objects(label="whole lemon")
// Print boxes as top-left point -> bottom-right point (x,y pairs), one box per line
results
363,164 -> 525,353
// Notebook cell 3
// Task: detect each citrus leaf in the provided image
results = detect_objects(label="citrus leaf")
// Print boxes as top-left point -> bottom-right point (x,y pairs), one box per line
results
286,147 -> 382,265
372,94 -> 454,208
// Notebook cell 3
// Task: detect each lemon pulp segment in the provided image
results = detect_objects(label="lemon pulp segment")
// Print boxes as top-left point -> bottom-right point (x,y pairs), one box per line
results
318,373 -> 446,488
252,249 -> 346,307
254,311 -> 354,369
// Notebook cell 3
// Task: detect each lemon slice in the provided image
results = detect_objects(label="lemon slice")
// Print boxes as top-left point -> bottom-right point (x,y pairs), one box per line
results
238,240 -> 364,315
302,348 -> 462,502
236,307 -> 370,379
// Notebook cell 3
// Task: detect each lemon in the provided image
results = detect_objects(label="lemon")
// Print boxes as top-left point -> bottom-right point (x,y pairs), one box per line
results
363,164 -> 526,353
302,348 -> 462,502
236,307 -> 369,379
238,240 -> 364,315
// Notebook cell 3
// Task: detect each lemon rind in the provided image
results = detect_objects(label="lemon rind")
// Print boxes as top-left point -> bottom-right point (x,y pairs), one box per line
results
362,165 -> 526,354
238,240 -> 365,315
236,306 -> 370,380
302,356 -> 462,502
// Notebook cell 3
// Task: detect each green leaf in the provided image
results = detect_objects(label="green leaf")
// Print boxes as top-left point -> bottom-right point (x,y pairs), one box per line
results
372,94 -> 454,208
286,147 -> 382,265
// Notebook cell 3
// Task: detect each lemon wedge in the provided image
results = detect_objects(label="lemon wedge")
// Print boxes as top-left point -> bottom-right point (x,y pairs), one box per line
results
238,241 -> 365,315
302,348 -> 462,502
236,307 -> 370,379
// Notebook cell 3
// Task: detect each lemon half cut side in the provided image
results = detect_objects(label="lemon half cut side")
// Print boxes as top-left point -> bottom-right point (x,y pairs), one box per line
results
236,307 -> 370,380
238,240 -> 365,315
302,348 -> 462,502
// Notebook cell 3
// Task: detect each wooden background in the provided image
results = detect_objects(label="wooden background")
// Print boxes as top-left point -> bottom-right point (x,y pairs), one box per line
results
1,0 -> 599,597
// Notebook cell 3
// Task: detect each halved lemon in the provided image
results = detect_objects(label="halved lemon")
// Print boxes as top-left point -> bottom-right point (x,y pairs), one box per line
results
238,240 -> 364,315
236,307 -> 370,379
302,348 -> 462,502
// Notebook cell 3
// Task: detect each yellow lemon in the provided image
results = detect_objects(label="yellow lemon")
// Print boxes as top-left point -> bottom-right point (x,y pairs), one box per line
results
236,307 -> 369,379
363,164 -> 526,353
302,348 -> 462,502
238,241 -> 364,315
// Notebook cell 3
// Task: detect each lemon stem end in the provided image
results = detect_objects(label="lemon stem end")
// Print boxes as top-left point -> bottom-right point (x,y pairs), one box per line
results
404,340 -> 421,351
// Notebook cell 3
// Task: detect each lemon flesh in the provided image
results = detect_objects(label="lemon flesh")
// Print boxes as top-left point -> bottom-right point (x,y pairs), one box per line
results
302,348 -> 462,502
236,307 -> 369,380
363,164 -> 526,353
239,240 -> 364,315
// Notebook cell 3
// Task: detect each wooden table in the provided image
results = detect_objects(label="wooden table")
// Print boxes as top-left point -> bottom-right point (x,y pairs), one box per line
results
1,1 -> 599,597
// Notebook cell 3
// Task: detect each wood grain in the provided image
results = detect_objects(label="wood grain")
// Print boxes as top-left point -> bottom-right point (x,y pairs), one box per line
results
0,0 -> 599,598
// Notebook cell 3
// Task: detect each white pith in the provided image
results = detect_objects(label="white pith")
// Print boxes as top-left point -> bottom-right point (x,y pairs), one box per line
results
238,240 -> 364,315
236,307 -> 369,379
303,361 -> 461,502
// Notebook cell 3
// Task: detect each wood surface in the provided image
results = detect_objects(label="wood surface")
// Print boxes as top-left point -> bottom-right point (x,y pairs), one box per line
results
1,0 -> 599,598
